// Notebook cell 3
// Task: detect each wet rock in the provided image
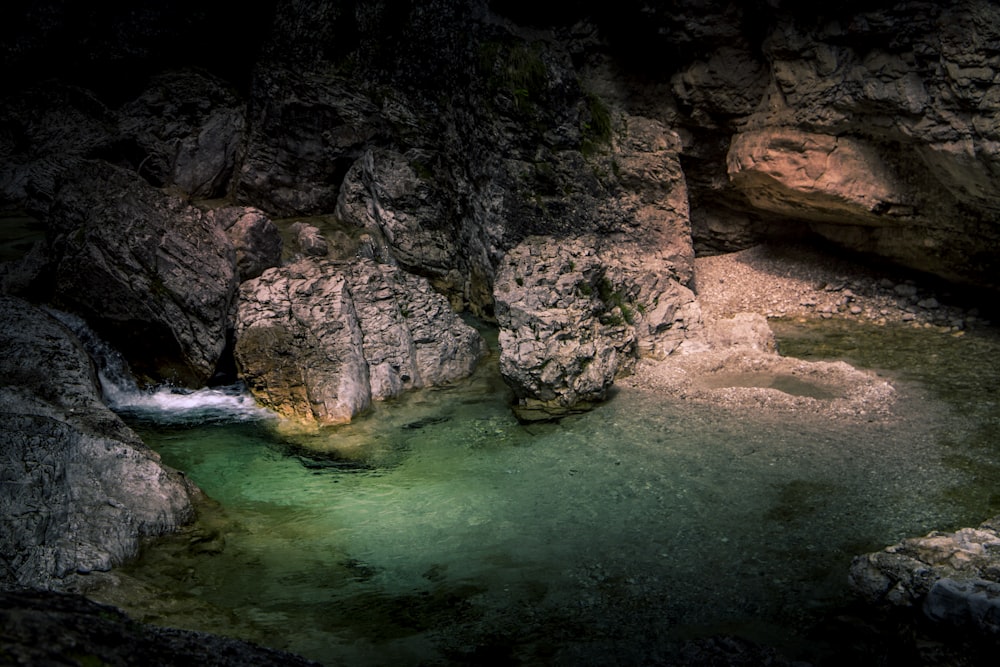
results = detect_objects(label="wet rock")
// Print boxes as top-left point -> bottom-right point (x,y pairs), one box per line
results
24,160 -> 238,385
494,235 -> 701,421
0,296 -> 194,590
234,258 -> 486,428
0,589 -> 320,666
849,518 -> 1000,635
209,206 -> 282,281
117,69 -> 246,198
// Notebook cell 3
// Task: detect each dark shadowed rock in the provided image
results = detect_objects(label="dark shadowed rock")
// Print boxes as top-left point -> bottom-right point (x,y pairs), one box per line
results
0,296 -> 194,590
117,69 -> 246,198
25,160 -> 239,385
209,206 -> 283,281
0,589 -> 321,666
235,258 -> 486,428
236,65 -> 382,217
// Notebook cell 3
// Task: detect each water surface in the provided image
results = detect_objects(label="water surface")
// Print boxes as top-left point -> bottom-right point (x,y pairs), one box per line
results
102,320 -> 1000,665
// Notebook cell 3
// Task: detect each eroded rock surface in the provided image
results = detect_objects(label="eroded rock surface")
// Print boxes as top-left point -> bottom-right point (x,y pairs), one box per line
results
494,235 -> 702,421
209,206 -> 283,282
235,258 -> 486,427
22,161 -> 239,385
0,296 -> 194,590
117,69 -> 246,198
849,516 -> 1000,635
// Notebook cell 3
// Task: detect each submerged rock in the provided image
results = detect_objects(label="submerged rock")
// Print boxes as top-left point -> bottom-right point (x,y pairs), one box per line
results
0,296 -> 194,590
234,258 -> 486,428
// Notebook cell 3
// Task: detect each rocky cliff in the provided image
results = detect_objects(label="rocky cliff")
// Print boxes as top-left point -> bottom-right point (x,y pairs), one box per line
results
4,0 -> 999,414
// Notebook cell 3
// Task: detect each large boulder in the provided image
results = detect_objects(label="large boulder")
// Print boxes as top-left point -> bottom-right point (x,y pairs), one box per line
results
494,235 -> 701,421
23,161 -> 239,386
117,69 -> 246,198
849,516 -> 1000,636
234,258 -> 486,428
0,296 -> 194,590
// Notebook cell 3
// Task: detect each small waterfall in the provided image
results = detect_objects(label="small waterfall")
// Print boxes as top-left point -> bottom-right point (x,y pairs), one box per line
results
47,308 -> 273,425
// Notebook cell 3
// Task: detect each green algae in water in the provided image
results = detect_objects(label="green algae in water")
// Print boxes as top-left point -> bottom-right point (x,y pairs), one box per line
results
104,320 -> 1000,666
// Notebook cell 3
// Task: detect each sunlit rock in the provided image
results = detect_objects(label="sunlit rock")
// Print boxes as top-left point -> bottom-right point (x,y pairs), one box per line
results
0,296 -> 194,590
727,129 -> 913,224
494,235 -> 702,422
235,258 -> 486,428
849,518 -> 1000,633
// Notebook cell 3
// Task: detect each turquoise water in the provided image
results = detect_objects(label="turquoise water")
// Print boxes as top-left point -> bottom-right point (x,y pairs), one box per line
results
105,320 -> 1000,665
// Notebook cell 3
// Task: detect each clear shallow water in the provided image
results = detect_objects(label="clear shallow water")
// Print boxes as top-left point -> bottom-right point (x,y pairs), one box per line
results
101,320 -> 1000,666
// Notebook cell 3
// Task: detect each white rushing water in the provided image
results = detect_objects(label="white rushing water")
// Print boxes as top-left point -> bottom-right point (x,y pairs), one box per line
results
47,307 -> 273,425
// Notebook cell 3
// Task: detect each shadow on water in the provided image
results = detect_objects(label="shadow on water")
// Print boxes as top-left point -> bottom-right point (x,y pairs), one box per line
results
97,319 -> 1000,666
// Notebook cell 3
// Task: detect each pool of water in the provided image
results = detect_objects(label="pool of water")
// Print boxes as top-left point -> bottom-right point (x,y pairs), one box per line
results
96,319 -> 1000,665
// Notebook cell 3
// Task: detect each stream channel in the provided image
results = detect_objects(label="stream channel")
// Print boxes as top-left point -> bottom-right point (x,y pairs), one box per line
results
89,319 -> 1000,665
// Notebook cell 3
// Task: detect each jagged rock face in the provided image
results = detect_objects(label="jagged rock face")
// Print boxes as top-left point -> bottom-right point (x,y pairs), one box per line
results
0,82 -> 116,208
234,258 -> 486,428
117,69 -> 246,199
0,296 -> 194,590
25,161 -> 239,386
674,0 -> 1000,286
209,206 -> 283,282
236,65 -> 382,217
494,235 -> 701,421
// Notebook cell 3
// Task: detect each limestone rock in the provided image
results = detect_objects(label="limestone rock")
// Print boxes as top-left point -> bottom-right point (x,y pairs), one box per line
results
0,296 -> 194,590
117,69 -> 246,198
494,235 -> 701,421
209,206 -> 282,281
25,160 -> 239,386
335,147 -> 457,280
289,221 -> 330,257
0,82 -> 114,208
236,65 -> 381,216
849,518 -> 1000,635
234,258 -> 486,428
727,129 -> 914,225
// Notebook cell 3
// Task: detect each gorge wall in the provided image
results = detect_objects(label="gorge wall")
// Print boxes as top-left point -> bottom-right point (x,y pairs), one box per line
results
3,0 -> 998,422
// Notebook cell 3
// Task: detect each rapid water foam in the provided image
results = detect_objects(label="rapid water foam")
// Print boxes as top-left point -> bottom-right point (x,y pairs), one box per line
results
47,307 -> 273,425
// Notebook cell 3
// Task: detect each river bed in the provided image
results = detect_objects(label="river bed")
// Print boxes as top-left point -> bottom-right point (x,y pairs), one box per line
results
89,319 -> 1000,665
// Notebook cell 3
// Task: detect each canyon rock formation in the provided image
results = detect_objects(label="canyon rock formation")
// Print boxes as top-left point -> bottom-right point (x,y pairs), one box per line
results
0,296 -> 194,590
2,0 -> 1000,654
235,258 -> 487,427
